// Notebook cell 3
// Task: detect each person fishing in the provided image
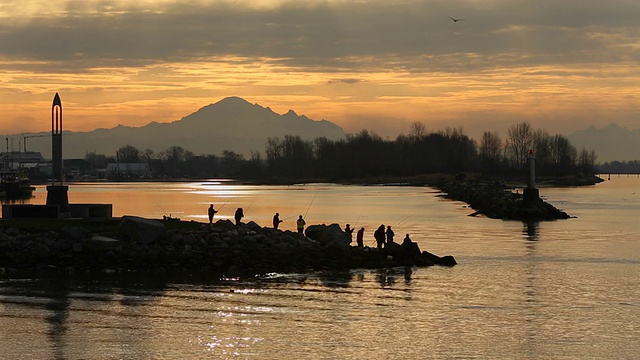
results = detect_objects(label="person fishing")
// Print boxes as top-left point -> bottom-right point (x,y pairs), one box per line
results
356,227 -> 365,247
234,207 -> 244,226
386,225 -> 395,245
344,224 -> 354,242
374,224 -> 386,250
297,215 -> 306,234
273,213 -> 283,230
208,204 -> 218,224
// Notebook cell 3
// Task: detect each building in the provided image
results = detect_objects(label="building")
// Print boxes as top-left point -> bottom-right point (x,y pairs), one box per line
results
105,163 -> 152,179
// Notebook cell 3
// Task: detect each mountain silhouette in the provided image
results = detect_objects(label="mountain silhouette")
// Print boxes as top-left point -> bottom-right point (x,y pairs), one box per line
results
9,97 -> 346,159
567,123 -> 640,162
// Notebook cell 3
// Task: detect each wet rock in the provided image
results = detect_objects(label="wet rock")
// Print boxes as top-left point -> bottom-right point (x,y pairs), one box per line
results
118,215 -> 167,244
87,235 -> 120,251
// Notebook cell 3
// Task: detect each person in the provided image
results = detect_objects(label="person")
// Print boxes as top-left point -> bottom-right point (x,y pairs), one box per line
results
386,225 -> 395,244
296,215 -> 306,234
273,213 -> 283,229
208,204 -> 218,224
402,234 -> 412,246
356,227 -> 365,247
234,207 -> 244,225
344,224 -> 354,242
374,224 -> 386,250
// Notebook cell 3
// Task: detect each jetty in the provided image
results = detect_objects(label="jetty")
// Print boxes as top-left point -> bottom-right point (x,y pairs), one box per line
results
0,216 -> 456,278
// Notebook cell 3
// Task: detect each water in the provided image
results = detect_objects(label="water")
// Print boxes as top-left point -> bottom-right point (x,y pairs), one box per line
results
1,177 -> 639,359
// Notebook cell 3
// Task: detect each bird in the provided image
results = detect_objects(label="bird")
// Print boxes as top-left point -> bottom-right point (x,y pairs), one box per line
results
449,16 -> 464,22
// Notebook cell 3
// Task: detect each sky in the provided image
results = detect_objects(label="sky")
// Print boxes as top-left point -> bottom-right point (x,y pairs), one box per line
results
1,0 -> 639,141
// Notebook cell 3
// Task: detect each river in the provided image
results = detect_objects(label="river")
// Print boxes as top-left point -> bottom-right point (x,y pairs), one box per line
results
1,176 -> 638,359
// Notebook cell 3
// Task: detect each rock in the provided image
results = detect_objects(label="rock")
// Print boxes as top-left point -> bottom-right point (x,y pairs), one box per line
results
87,235 -> 120,251
118,215 -> 167,244
61,227 -> 90,241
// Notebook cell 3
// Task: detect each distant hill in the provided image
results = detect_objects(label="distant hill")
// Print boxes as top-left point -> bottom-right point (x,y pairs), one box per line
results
566,124 -> 640,163
7,97 -> 346,159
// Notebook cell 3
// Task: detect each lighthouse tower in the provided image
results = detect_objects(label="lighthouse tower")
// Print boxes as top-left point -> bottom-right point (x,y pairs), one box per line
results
46,93 -> 69,214
522,149 -> 541,205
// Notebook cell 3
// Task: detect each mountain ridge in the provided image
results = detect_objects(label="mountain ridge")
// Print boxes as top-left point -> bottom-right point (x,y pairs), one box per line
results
566,123 -> 640,162
6,97 -> 346,159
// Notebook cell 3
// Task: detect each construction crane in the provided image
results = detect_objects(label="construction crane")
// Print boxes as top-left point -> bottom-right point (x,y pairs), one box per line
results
22,133 -> 49,152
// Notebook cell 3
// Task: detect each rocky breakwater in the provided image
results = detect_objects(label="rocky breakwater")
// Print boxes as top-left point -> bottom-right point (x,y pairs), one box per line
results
436,179 -> 571,221
0,216 -> 456,278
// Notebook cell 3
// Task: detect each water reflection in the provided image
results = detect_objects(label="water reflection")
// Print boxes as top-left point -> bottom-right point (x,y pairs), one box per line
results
44,280 -> 70,360
523,222 -> 539,241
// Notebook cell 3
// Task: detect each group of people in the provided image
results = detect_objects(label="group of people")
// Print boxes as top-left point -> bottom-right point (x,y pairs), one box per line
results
345,223 -> 411,249
272,212 -> 306,233
208,204 -> 307,233
209,204 -> 411,247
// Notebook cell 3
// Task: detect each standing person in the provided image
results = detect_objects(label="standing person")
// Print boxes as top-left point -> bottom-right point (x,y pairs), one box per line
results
386,225 -> 395,245
273,213 -> 283,229
344,224 -> 354,242
356,227 -> 365,247
296,215 -> 306,234
208,204 -> 218,224
374,224 -> 386,250
234,208 -> 244,226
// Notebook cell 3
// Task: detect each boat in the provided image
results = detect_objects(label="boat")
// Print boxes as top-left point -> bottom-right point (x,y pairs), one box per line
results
0,170 -> 35,199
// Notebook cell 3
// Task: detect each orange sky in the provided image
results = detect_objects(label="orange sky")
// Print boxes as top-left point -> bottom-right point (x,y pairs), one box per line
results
1,0 -> 639,140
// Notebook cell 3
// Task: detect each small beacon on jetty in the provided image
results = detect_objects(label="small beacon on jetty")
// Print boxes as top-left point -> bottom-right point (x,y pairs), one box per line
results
46,93 -> 70,214
523,149 -> 541,205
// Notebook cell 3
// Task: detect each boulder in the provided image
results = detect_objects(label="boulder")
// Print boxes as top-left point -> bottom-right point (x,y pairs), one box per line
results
88,235 -> 121,251
61,227 -> 90,242
118,215 -> 167,244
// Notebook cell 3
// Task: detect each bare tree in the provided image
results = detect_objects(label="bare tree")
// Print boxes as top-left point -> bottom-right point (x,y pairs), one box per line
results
506,122 -> 533,169
578,148 -> 597,173
479,131 -> 502,169
409,122 -> 426,141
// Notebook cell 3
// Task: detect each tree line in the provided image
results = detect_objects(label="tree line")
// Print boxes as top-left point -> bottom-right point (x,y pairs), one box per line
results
81,122 -> 597,180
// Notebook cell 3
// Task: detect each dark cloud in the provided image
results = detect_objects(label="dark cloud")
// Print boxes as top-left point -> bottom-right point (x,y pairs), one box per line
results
327,78 -> 362,84
1,0 -> 639,73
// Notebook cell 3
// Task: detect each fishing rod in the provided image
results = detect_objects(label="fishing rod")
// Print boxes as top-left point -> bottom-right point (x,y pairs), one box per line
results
217,197 -> 232,211
303,191 -> 318,219
243,200 -> 257,214
353,208 -> 364,228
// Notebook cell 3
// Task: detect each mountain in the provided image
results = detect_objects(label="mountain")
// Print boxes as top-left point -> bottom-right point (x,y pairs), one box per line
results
566,123 -> 640,162
8,97 -> 346,159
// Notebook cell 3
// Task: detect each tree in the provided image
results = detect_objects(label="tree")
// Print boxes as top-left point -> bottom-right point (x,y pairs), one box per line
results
479,131 -> 502,170
117,144 -> 140,163
506,122 -> 533,170
409,122 -> 426,141
221,150 -> 245,176
578,148 -> 597,173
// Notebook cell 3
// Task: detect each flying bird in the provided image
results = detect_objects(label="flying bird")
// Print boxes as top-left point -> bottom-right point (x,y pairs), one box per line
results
449,16 -> 464,22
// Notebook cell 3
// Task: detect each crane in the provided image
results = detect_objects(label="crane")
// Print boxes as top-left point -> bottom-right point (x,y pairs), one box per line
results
22,133 -> 49,152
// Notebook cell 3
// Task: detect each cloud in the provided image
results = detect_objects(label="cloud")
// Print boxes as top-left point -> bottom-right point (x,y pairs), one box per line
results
0,0 -> 638,73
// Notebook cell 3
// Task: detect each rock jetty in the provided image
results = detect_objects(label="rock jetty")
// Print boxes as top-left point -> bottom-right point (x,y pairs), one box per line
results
435,178 -> 571,221
0,216 -> 456,278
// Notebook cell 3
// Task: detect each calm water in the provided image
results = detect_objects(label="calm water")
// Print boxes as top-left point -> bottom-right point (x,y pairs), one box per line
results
1,177 -> 639,359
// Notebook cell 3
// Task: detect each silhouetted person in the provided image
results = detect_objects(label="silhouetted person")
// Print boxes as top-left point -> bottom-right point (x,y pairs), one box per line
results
297,215 -> 306,234
402,234 -> 412,247
273,213 -> 283,229
386,225 -> 395,244
208,204 -> 218,224
344,224 -> 354,242
234,208 -> 244,225
374,224 -> 386,250
356,227 -> 365,247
